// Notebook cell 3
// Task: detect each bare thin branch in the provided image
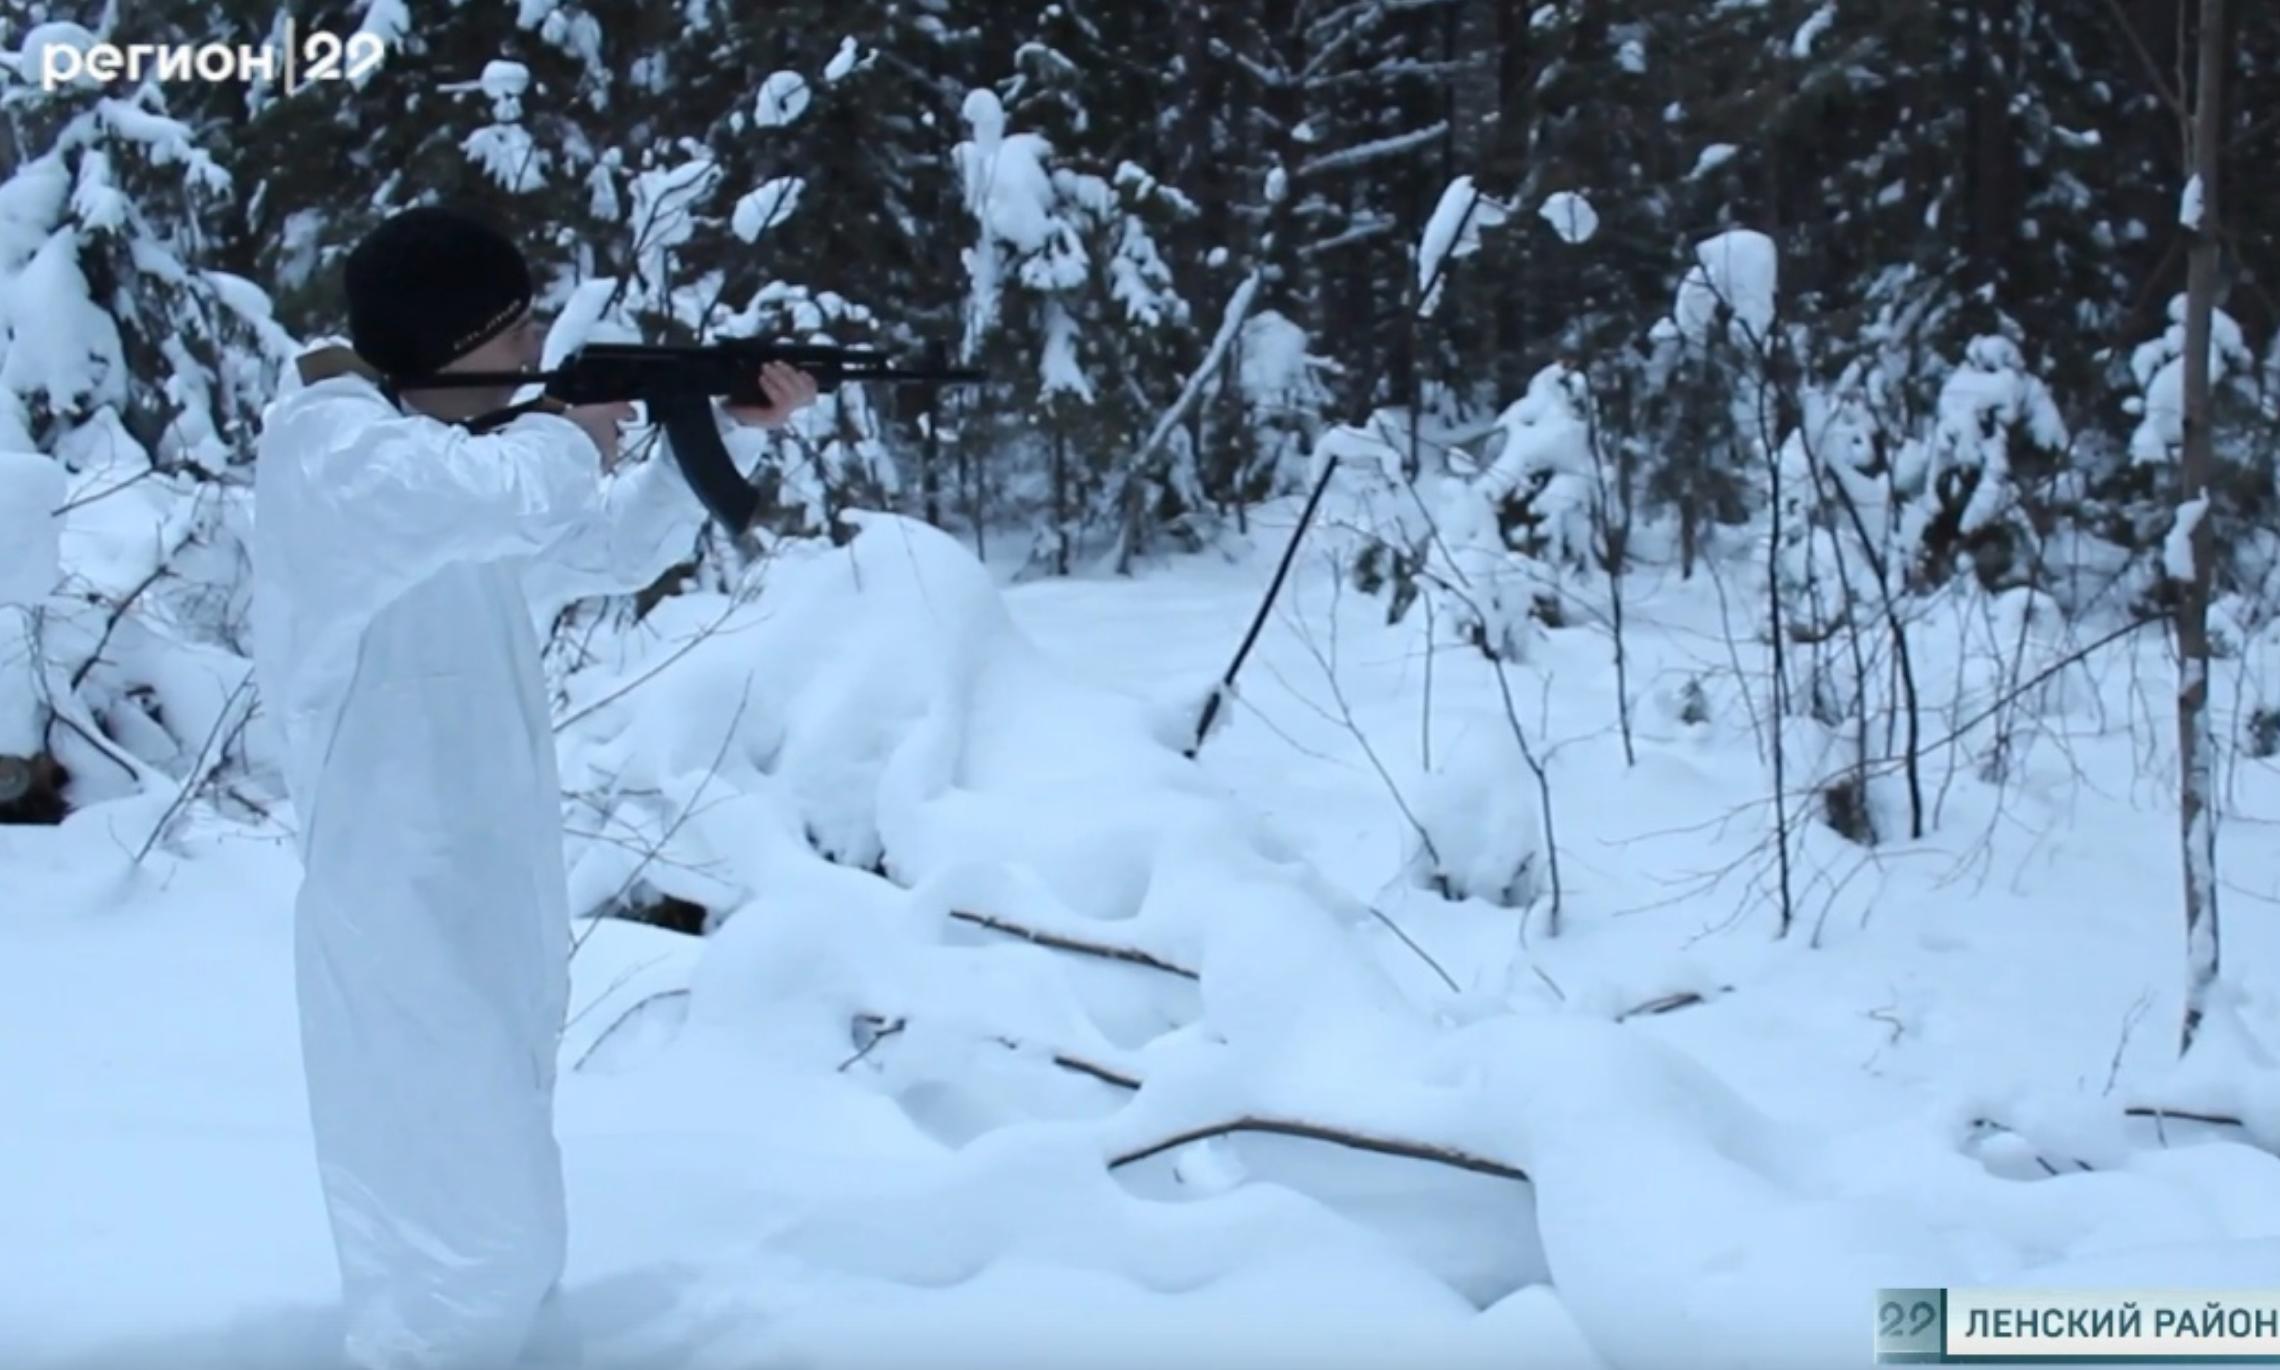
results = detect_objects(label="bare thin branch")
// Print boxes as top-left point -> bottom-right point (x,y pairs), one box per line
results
1110,1116 -> 1530,1184
947,908 -> 1199,981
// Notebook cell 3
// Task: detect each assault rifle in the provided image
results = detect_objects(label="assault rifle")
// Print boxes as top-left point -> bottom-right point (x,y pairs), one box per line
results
380,340 -> 985,532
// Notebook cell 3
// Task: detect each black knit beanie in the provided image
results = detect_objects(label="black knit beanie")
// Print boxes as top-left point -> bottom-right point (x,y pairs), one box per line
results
343,207 -> 533,379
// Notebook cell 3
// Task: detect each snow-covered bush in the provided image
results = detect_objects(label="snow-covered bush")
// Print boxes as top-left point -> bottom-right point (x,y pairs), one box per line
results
1633,234 -> 1781,578
1773,376 -> 1893,646
1475,362 -> 1598,573
1406,718 -> 1545,909
2109,295 -> 2279,614
1226,309 -> 1332,497
0,33 -> 286,824
1900,334 -> 2069,592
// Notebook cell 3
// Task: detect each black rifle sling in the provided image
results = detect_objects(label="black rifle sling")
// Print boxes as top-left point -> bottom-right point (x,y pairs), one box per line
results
650,392 -> 760,533
461,397 -> 559,435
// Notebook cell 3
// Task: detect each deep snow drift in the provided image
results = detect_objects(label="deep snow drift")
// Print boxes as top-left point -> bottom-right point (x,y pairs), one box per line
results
4,504 -> 2277,1370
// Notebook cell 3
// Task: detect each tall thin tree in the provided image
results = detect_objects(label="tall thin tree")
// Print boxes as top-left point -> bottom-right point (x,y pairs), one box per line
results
2175,0 -> 2224,1057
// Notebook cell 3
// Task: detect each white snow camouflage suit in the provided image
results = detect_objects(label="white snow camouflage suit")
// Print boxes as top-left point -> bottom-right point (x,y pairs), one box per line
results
250,349 -> 730,1369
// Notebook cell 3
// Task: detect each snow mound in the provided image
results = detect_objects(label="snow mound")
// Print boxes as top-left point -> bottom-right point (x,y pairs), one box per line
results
1409,714 -> 1545,910
0,449 -> 63,607
546,515 -> 2280,1369
12,512 -> 2280,1369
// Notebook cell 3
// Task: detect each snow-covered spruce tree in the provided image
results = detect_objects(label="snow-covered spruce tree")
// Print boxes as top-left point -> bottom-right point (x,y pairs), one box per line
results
718,12 -> 980,530
1635,230 -> 1782,579
1217,306 -> 1333,520
1330,354 -> 1594,671
2114,294 -> 2273,618
1899,334 -> 2070,595
952,84 -> 1190,574
212,0 -> 623,336
1451,359 -> 1599,653
1013,0 -> 1299,537
0,22 -> 292,824
1280,0 -> 1461,422
1769,357 -> 1929,845
998,26 -> 1206,570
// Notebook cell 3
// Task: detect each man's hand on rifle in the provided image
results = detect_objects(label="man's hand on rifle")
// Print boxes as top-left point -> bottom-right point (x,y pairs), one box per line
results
723,361 -> 820,428
563,362 -> 815,473
566,400 -> 635,471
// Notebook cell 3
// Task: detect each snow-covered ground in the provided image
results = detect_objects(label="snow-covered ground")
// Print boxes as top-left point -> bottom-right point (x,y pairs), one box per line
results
5,497 -> 2277,1370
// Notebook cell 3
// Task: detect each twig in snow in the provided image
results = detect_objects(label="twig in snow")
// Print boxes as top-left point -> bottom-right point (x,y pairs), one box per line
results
1111,1116 -> 1530,1185
1579,369 -> 1639,767
50,464 -> 159,515
1418,592 -> 1435,772
947,908 -> 1199,980
1359,901 -> 1459,995
1188,449 -> 1337,758
1705,557 -> 1769,760
838,1014 -> 907,1072
563,955 -> 677,1033
991,1037 -> 1146,1091
1865,1005 -> 1906,1045
26,603 -> 149,788
861,1022 -> 1530,1185
1909,615 -> 2169,761
1967,1117 -> 2097,1175
131,672 -> 256,865
2104,992 -> 2154,1097
2124,1107 -> 2252,1148
571,988 -> 692,1074
1286,565 -> 1442,868
561,825 -> 727,880
1484,651 -> 1564,937
553,592 -> 758,733
1614,987 -> 1733,1022
69,561 -> 171,691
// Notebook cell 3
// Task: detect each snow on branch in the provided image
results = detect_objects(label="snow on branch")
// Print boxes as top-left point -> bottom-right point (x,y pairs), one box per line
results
1131,270 -> 1264,470
1297,121 -> 1449,178
1416,177 -> 1511,315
